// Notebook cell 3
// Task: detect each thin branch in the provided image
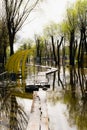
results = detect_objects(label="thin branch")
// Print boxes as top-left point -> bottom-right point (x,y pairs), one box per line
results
15,0 -> 40,32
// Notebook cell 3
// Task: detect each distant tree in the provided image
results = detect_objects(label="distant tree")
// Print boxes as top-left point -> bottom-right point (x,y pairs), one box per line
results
3,0 -> 42,55
57,37 -> 64,65
19,38 -> 34,50
35,36 -> 45,64
43,22 -> 59,66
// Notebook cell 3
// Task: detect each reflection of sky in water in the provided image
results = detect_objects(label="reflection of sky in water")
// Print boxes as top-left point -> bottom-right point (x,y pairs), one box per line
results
0,95 -> 32,130
16,97 -> 32,115
47,102 -> 77,130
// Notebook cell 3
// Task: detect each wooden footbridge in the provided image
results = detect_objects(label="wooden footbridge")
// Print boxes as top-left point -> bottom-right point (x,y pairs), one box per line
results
26,67 -> 58,130
26,90 -> 49,130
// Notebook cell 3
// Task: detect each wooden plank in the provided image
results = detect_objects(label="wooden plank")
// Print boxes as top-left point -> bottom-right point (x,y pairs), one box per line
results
41,117 -> 49,130
46,68 -> 58,75
26,92 -> 40,130
35,72 -> 48,85
38,90 -> 49,130
26,90 -> 49,130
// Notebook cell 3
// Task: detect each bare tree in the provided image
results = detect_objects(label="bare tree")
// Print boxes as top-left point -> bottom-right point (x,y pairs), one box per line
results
3,0 -> 41,55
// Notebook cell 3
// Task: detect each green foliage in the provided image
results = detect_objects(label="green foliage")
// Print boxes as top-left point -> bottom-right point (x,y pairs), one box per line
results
43,21 -> 59,38
60,5 -> 78,42
37,36 -> 46,56
75,0 -> 87,37
19,38 -> 34,50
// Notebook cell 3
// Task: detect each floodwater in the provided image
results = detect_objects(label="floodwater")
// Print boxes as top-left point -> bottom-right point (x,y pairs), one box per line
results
0,65 -> 87,130
47,66 -> 87,130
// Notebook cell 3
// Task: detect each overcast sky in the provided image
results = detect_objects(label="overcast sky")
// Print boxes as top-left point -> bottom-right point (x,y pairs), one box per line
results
15,0 -> 76,50
18,0 -> 76,38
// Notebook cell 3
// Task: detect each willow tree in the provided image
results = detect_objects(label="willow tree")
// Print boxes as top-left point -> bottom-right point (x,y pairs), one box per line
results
61,5 -> 78,66
3,0 -> 41,55
75,0 -> 87,67
67,7 -> 78,66
43,22 -> 60,66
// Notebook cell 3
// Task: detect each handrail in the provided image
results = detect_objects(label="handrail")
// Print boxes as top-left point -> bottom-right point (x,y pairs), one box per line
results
0,71 -> 7,76
0,71 -> 8,81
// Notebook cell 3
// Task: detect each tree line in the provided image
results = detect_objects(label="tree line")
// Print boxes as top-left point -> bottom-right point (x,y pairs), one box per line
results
0,0 -> 87,69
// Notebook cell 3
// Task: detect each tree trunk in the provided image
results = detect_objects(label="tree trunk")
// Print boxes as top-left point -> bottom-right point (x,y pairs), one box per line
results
9,34 -> 14,56
78,28 -> 85,67
57,40 -> 60,65
36,39 -> 41,64
51,35 -> 57,66
57,37 -> 63,66
3,44 -> 7,64
45,40 -> 49,65
69,30 -> 75,66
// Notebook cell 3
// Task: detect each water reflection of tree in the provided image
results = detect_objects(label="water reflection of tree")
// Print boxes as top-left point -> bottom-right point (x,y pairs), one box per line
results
47,90 -> 60,105
57,66 -> 65,90
69,66 -> 87,99
70,67 -> 77,98
63,66 -> 87,130
0,87 -> 29,130
64,90 -> 87,130
78,68 -> 87,99
10,95 -> 28,130
53,72 -> 56,90
47,66 -> 65,90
